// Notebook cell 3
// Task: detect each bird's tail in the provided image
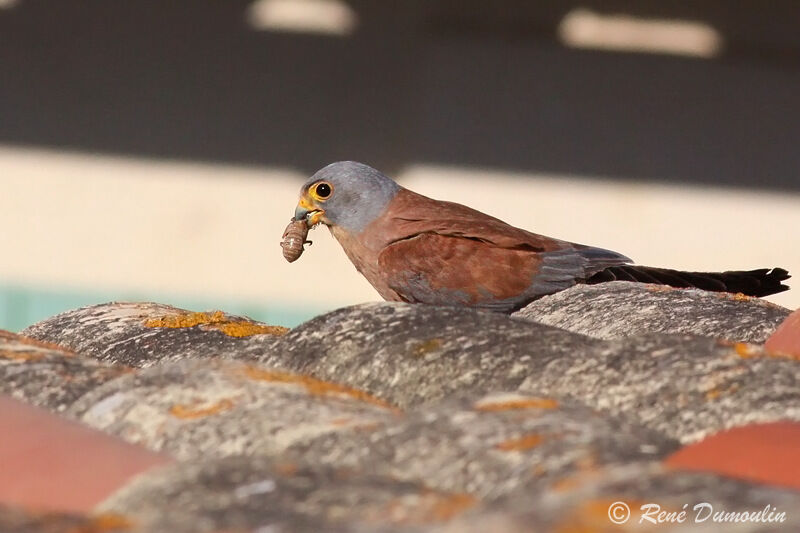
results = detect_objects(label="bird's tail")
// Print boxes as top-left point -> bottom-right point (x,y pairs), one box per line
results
586,266 -> 790,297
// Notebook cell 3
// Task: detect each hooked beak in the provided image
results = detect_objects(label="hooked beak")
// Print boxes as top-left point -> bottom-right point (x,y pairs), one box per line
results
294,195 -> 324,227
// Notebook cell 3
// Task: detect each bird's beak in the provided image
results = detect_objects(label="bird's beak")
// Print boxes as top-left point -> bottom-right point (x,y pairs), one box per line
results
294,195 -> 325,227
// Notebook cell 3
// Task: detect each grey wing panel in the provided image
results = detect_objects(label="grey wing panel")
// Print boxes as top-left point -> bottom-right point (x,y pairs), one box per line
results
528,246 -> 632,297
574,245 -> 632,276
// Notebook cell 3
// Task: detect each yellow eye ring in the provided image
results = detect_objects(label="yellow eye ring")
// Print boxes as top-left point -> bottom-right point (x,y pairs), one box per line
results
310,181 -> 333,201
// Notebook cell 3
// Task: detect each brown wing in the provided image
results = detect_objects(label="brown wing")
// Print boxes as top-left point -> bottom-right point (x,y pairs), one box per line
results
381,189 -> 565,251
374,189 -> 631,311
378,233 -> 542,308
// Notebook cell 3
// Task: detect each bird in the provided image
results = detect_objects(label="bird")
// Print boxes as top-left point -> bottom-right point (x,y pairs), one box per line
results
291,161 -> 790,313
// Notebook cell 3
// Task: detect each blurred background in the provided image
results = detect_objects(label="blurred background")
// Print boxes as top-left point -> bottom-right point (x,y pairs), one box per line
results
1,0 -> 799,331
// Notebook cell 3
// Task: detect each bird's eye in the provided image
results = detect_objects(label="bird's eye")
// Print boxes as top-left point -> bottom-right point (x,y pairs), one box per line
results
314,182 -> 332,199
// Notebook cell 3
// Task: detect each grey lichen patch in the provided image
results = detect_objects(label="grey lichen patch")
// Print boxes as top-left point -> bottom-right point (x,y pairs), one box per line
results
277,392 -> 676,500
253,302 -> 601,408
23,302 -> 284,367
68,358 -> 397,460
0,330 -> 129,412
98,457 -> 478,533
513,282 -> 790,343
517,333 -> 800,443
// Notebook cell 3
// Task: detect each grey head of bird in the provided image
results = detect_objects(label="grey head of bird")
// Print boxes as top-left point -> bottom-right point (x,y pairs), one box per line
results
294,161 -> 401,233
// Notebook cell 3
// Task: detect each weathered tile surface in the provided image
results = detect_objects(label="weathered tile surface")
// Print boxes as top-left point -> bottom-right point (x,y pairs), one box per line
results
23,302 -> 286,367
99,457 -> 478,533
254,302 -> 601,408
514,282 -> 790,342
438,464 -> 800,533
278,392 -> 676,500
0,330 -> 128,412
6,283 -> 800,532
68,358 -> 398,460
0,506 -> 132,533
517,334 -> 800,443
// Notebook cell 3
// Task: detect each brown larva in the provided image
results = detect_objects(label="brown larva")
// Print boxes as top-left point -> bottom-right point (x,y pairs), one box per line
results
280,218 -> 312,263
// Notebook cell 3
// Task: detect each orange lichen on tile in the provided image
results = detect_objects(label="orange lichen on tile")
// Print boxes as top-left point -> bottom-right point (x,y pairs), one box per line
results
426,492 -> 477,522
495,433 -> 544,452
724,292 -> 752,302
325,417 -> 384,431
350,421 -> 385,432
760,351 -> 800,362
327,416 -> 383,430
550,467 -> 605,494
169,398 -> 235,420
241,365 -> 400,412
144,310 -> 228,329
733,342 -> 759,358
144,311 -> 288,337
411,338 -> 443,357
705,388 -> 721,400
735,341 -> 800,362
704,383 -> 739,401
551,475 -> 581,493
0,330 -> 77,356
0,349 -> 47,362
67,513 -> 134,532
212,322 -> 288,337
646,284 -> 675,292
475,396 -> 559,412
378,490 -> 477,525
273,461 -> 298,477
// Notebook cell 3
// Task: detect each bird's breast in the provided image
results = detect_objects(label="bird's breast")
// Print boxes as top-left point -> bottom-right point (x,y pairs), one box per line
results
329,225 -> 401,301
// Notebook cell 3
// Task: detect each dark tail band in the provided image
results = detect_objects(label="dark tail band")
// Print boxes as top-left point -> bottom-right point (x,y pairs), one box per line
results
586,266 -> 790,298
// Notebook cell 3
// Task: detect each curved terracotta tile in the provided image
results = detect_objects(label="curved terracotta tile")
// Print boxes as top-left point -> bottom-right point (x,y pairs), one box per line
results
0,395 -> 173,513
765,309 -> 800,359
665,422 -> 800,490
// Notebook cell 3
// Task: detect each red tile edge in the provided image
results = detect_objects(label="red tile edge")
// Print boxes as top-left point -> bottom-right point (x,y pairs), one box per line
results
765,309 -> 800,359
0,395 -> 173,513
665,422 -> 800,490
